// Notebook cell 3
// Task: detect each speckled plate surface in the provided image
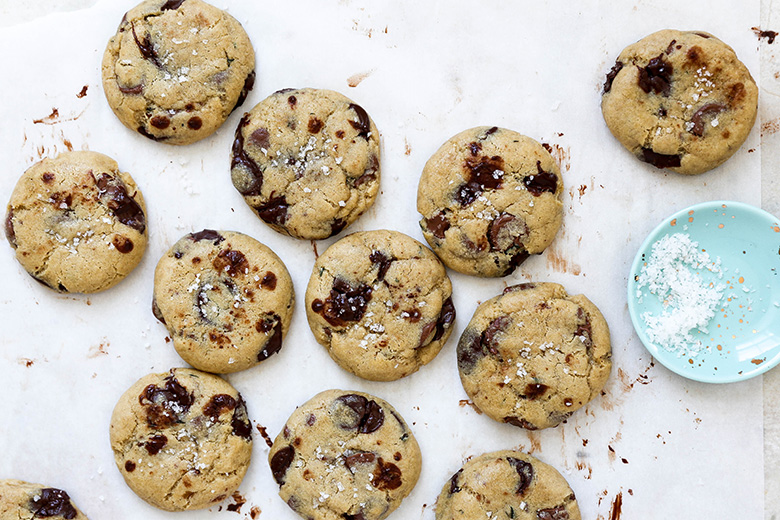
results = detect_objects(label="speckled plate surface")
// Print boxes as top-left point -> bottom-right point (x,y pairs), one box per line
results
628,200 -> 780,383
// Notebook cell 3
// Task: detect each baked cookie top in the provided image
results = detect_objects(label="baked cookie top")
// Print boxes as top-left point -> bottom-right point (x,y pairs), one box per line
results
268,389 -> 421,520
109,368 -> 253,512
435,450 -> 581,520
305,230 -> 455,381
153,229 -> 294,374
230,88 -> 381,239
457,282 -> 611,430
101,0 -> 255,145
417,127 -> 563,278
5,151 -> 147,293
601,29 -> 758,175
0,480 -> 89,520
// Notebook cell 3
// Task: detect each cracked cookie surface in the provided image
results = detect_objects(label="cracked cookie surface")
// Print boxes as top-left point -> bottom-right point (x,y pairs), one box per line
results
305,230 -> 455,381
109,368 -> 252,512
601,29 -> 758,175
5,151 -> 147,293
417,126 -> 563,278
435,450 -> 581,520
0,479 -> 89,520
268,389 -> 421,520
153,229 -> 294,374
102,0 -> 255,145
230,88 -> 381,239
457,282 -> 611,430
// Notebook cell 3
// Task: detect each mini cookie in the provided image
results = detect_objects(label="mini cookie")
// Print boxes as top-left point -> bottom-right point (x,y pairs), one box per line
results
102,0 -> 255,145
230,88 -> 381,239
268,389 -> 421,520
305,230 -> 455,381
601,29 -> 758,174
110,368 -> 252,511
153,230 -> 294,374
5,151 -> 147,293
457,282 -> 611,430
435,451 -> 580,520
417,127 -> 563,278
0,479 -> 89,519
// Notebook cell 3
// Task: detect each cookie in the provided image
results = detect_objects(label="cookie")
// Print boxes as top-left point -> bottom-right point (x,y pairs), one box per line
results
417,127 -> 563,278
5,151 -> 147,293
601,29 -> 758,175
435,450 -> 581,520
153,229 -> 294,374
268,389 -> 421,520
102,0 -> 255,145
305,230 -> 455,381
110,368 -> 252,511
0,480 -> 89,519
230,88 -> 381,239
457,282 -> 611,430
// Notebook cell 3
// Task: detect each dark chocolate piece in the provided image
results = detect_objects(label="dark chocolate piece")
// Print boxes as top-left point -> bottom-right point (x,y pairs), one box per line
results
213,249 -> 249,277
29,488 -> 78,519
189,229 -> 224,244
95,173 -> 146,233
337,394 -> 385,434
372,457 -> 402,491
603,60 -> 623,93
145,434 -> 168,455
314,279 -> 372,327
639,147 -> 682,169
348,103 -> 371,138
637,54 -> 673,95
139,374 -> 194,428
507,457 -> 534,495
523,162 -> 558,196
689,103 -> 726,137
256,196 -> 289,227
231,113 -> 264,196
257,315 -> 283,360
270,445 -> 295,485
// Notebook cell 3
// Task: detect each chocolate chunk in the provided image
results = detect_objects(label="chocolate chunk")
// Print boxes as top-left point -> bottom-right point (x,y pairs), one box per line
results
637,54 -> 673,95
523,162 -> 558,196
537,506 -> 570,520
261,271 -> 277,290
468,142 -> 482,155
231,395 -> 252,440
419,321 -> 437,347
639,147 -> 681,169
315,279 -> 372,327
231,114 -> 264,196
456,154 -> 505,206
433,297 -> 456,342
507,457 -> 534,495
139,374 -> 194,428
112,235 -> 134,254
29,488 -> 78,519
369,250 -> 393,281
203,394 -> 237,421
372,457 -> 403,490
504,283 -> 536,294
502,251 -> 529,275
137,125 -> 167,141
145,434 -> 168,455
287,95 -> 297,107
449,469 -> 464,494
248,128 -> 270,150
337,394 -> 385,433
42,172 -> 55,184
343,513 -> 367,520
187,117 -> 203,130
425,212 -> 450,239
161,0 -> 185,10
257,315 -> 283,361
603,60 -> 623,93
256,196 -> 289,227
524,383 -> 548,399
686,45 -> 703,66
575,307 -> 593,348
234,70 -> 255,111
131,23 -> 162,68
308,117 -> 324,134
189,229 -> 224,244
330,218 -> 347,236
689,103 -> 726,137
695,32 -> 712,39
658,107 -> 667,117
488,213 -> 528,251
151,298 -> 166,324
345,451 -> 376,473
270,445 -> 295,485
125,460 -> 136,472
503,416 -> 538,430
213,249 -> 249,277
457,316 -> 506,372
484,126 -> 499,137
404,308 -> 422,323
150,115 -> 170,129
727,82 -> 747,107
5,209 -> 16,248
95,173 -> 146,233
118,83 -> 144,94
348,103 -> 371,138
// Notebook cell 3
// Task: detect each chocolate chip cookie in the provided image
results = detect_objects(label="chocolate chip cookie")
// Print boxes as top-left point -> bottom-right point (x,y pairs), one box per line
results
153,230 -> 294,374
110,368 -> 253,511
305,230 -> 455,381
230,88 -> 381,239
417,127 -> 563,278
268,389 -> 421,520
436,450 -> 581,520
102,0 -> 255,145
457,283 -> 611,430
5,151 -> 147,293
601,29 -> 758,174
0,480 -> 89,519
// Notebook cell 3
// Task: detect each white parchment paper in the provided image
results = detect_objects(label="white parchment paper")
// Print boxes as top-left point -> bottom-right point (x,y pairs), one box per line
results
0,0 -> 763,518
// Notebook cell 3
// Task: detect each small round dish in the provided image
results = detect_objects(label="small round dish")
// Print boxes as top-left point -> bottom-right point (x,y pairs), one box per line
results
628,200 -> 780,383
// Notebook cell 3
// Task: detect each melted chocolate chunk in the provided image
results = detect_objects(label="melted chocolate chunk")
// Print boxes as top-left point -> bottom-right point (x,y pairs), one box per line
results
137,125 -> 167,141
234,70 -> 255,111
504,416 -> 538,430
139,374 -> 194,428
689,103 -> 726,137
256,196 -> 289,227
95,173 -> 146,233
345,451 -> 376,473
484,126 -> 499,136
575,307 -> 593,348
343,513 -> 367,520
308,117 -> 324,134
523,162 -> 558,196
145,434 -> 168,455
457,316 -> 507,373
316,279 -> 372,327
372,457 -> 403,490
330,218 -> 347,236
449,469 -> 463,494
29,488 -> 78,519
213,249 -> 249,277
131,22 -> 162,68
337,394 -> 385,433
658,107 -> 668,117
187,117 -> 203,130
504,283 -> 536,293
507,457 -> 534,495
603,60 -> 623,93
231,395 -> 252,440
433,297 -> 456,342
261,271 -> 277,290
348,103 -> 371,138
537,506 -> 570,520
270,445 -> 295,485
112,235 -> 134,254
118,83 -> 144,94
524,383 -> 548,399
287,95 -> 297,107
42,172 -> 55,184
150,115 -> 170,129
455,154 -> 505,206
665,39 -> 678,54
637,54 -> 673,95
189,229 -> 224,244
369,250 -> 393,281
488,213 -> 528,251
151,298 -> 166,325
257,315 -> 283,360
203,394 -> 237,421
639,147 -> 681,169
125,460 -> 136,472
5,209 -> 16,248
425,212 -> 450,239
161,0 -> 185,10
231,114 -> 264,196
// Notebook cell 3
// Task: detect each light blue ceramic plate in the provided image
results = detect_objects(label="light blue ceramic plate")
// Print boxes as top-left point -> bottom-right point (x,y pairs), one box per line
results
628,201 -> 780,383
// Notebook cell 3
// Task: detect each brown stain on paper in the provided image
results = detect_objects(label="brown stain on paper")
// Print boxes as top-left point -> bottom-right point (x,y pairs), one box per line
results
546,245 -> 581,275
347,69 -> 374,87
